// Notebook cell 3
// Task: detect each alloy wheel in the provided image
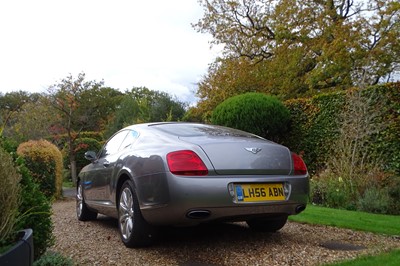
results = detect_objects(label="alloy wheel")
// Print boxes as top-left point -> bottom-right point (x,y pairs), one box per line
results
119,187 -> 134,240
76,184 -> 83,218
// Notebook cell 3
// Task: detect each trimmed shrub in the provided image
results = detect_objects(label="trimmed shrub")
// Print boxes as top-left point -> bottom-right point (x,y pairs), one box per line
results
211,93 -> 290,141
17,140 -> 63,199
0,146 -> 21,247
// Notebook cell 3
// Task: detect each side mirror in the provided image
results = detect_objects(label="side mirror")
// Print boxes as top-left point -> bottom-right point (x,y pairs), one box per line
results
84,151 -> 97,162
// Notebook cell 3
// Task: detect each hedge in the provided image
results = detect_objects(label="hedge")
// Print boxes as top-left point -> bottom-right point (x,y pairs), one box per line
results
283,82 -> 400,176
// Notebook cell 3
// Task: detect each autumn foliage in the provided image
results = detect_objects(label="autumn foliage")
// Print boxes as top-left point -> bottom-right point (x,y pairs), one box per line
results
195,0 -> 400,117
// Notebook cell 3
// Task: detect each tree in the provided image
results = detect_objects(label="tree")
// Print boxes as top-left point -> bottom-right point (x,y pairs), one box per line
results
47,73 -> 108,183
0,91 -> 38,137
194,0 -> 400,115
77,86 -> 124,131
129,87 -> 187,122
195,57 -> 276,120
104,93 -> 140,138
11,96 -> 58,143
105,87 -> 187,138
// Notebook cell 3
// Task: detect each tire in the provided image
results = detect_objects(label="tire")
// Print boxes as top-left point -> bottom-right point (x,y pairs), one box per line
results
118,179 -> 156,247
76,181 -> 98,221
246,215 -> 288,232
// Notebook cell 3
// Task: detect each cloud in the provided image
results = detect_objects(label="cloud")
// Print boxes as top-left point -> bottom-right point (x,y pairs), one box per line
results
0,0 -> 220,103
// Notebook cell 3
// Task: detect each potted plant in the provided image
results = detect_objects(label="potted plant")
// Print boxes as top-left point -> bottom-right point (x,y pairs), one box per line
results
0,229 -> 34,266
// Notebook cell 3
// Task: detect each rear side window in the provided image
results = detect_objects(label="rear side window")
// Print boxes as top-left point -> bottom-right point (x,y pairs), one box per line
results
100,130 -> 129,157
119,130 -> 139,150
99,130 -> 139,158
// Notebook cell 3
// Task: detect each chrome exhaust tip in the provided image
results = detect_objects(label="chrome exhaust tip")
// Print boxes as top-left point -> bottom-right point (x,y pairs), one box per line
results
186,210 -> 211,219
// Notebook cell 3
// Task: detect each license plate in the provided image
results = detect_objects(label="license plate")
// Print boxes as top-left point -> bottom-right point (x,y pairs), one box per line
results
234,183 -> 285,202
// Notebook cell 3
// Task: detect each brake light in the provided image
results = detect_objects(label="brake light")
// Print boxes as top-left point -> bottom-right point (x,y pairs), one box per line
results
167,150 -> 208,176
292,153 -> 307,175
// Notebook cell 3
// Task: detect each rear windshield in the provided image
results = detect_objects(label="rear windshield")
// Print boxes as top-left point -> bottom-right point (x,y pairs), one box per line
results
151,123 -> 262,139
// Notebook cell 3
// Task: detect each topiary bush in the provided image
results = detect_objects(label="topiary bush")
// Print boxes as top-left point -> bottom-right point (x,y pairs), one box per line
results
0,146 -> 21,249
211,92 -> 290,141
17,140 -> 63,199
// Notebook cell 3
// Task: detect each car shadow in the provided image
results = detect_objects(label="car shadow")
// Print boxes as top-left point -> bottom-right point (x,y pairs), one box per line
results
154,222 -> 287,266
88,215 -> 290,265
91,215 -> 118,229
158,222 -> 270,245
91,215 -> 285,248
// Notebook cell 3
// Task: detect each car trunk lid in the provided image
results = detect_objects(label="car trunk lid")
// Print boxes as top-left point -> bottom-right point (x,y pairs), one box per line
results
180,136 -> 292,175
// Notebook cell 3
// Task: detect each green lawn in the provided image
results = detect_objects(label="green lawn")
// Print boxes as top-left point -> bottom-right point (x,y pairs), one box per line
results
326,249 -> 400,266
289,204 -> 400,236
289,204 -> 400,265
62,180 -> 74,188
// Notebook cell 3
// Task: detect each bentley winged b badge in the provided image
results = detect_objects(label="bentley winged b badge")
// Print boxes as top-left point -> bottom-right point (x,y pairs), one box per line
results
245,147 -> 262,154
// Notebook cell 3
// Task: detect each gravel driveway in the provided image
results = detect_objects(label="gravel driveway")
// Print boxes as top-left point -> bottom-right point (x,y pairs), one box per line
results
51,198 -> 399,265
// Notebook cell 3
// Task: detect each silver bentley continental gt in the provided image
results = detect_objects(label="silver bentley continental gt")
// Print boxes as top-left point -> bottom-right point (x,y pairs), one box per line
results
76,122 -> 309,247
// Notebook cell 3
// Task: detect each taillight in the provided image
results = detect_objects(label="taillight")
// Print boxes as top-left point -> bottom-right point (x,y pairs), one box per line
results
292,153 -> 307,175
167,150 -> 208,176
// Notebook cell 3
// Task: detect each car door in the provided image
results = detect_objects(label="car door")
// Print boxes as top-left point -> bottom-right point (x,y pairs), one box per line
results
84,130 -> 129,203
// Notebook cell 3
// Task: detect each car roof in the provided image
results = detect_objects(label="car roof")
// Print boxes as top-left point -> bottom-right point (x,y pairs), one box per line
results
122,122 -> 264,139
123,122 -> 200,130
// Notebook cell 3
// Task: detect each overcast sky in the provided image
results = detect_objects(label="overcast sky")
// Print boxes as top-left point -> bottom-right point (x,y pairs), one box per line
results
0,0 -> 221,103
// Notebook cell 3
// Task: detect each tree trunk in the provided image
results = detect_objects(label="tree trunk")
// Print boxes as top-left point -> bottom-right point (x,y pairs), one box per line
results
68,135 -> 77,185
70,160 -> 77,185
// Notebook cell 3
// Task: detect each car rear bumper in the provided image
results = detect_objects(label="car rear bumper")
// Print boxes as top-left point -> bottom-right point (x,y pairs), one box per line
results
139,174 -> 309,226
